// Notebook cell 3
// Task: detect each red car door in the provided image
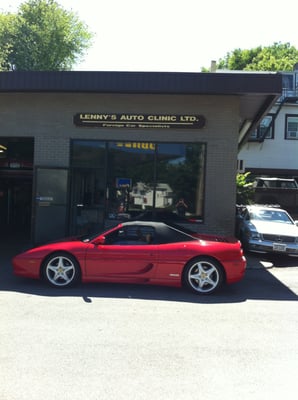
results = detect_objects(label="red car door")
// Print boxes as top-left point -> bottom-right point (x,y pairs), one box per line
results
85,242 -> 159,280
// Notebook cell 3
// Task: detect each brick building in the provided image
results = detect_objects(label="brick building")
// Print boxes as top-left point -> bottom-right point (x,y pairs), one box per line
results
0,71 -> 281,243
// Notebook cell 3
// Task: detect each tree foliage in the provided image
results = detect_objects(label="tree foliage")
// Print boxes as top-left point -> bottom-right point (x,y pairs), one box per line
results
215,42 -> 298,72
236,172 -> 254,205
0,0 -> 93,71
0,13 -> 17,70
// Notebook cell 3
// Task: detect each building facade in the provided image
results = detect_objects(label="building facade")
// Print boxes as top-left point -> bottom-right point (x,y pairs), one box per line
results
0,71 -> 281,243
238,68 -> 298,182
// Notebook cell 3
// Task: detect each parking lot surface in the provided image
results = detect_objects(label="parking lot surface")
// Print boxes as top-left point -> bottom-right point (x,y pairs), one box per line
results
1,244 -> 298,400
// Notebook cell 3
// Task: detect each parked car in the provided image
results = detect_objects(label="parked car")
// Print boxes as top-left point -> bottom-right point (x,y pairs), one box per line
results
12,221 -> 246,294
236,204 -> 298,255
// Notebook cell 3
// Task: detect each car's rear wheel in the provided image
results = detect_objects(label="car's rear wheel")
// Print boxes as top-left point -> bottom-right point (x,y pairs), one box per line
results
183,257 -> 224,294
42,252 -> 80,287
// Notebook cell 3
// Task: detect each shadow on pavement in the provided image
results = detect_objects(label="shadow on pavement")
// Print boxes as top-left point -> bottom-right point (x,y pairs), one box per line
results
0,243 -> 297,304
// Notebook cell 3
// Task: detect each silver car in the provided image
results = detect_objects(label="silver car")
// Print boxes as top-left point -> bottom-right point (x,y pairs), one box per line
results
237,205 -> 298,255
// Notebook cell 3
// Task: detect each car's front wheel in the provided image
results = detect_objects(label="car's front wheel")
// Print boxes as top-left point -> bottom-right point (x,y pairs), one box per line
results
183,257 -> 224,294
42,252 -> 80,287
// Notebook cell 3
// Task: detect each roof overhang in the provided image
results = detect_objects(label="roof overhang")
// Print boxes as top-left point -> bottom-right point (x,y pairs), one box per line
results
237,91 -> 280,149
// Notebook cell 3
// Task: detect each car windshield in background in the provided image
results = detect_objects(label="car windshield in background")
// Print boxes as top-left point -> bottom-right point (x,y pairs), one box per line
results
249,209 -> 293,224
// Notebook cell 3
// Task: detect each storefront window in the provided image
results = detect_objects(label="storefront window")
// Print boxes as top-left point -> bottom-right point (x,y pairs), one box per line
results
156,143 -> 205,219
70,140 -> 206,234
72,140 -> 106,167
106,142 -> 155,218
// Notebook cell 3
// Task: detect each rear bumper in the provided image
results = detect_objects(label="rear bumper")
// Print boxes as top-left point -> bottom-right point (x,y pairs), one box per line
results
225,256 -> 247,284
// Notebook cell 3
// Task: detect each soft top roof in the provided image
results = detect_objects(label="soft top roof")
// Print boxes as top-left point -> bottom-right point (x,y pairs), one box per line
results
122,220 -> 167,228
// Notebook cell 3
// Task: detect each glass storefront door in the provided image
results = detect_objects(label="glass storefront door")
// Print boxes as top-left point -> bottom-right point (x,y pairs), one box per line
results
70,141 -> 106,234
70,168 -> 106,234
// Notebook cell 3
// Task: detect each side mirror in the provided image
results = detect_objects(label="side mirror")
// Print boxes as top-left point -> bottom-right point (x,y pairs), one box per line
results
93,235 -> 106,245
295,221 -> 298,227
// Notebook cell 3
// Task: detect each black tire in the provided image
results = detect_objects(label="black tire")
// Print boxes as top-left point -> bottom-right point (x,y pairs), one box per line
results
183,257 -> 224,294
42,252 -> 81,288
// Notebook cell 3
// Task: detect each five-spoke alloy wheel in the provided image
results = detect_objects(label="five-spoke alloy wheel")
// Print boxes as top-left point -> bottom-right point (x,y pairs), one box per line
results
42,252 -> 80,287
183,257 -> 224,294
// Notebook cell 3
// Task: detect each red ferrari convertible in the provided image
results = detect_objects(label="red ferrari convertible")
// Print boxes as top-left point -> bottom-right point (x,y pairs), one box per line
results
12,221 -> 246,294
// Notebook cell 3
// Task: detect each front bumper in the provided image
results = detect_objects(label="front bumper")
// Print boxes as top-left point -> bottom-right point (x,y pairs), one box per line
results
247,239 -> 298,255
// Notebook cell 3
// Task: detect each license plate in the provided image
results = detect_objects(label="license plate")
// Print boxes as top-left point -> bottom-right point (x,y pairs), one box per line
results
273,243 -> 287,252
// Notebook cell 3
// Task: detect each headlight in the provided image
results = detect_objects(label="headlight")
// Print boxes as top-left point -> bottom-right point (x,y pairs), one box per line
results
247,230 -> 262,240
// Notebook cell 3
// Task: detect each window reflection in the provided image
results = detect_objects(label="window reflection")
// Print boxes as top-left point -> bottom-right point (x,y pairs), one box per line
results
71,140 -> 206,234
72,140 -> 106,168
156,143 -> 205,217
107,142 -> 155,218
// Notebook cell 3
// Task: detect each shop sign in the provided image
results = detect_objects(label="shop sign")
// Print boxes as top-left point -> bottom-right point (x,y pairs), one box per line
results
116,178 -> 132,189
116,142 -> 156,151
74,113 -> 206,129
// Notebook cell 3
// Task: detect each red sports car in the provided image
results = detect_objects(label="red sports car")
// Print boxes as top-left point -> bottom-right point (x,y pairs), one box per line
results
12,221 -> 246,294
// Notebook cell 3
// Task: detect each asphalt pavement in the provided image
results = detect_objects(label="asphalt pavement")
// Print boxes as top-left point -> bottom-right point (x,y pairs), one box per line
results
1,240 -> 298,400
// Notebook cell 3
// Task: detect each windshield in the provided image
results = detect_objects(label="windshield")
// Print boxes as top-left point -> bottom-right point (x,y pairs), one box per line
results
78,228 -> 107,242
249,209 -> 293,224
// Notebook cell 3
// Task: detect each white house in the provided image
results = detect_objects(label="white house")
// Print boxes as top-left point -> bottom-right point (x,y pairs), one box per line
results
238,66 -> 298,183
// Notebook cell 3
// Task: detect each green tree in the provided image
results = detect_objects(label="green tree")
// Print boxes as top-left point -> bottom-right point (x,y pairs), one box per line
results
0,13 -> 17,70
213,42 -> 298,72
0,0 -> 93,71
236,172 -> 253,204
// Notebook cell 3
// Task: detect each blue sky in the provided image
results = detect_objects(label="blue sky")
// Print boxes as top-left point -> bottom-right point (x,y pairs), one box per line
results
2,0 -> 298,72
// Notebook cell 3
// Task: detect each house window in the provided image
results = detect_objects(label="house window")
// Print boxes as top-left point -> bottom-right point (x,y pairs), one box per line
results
282,74 -> 294,90
285,115 -> 298,139
250,115 -> 273,140
237,159 -> 244,172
